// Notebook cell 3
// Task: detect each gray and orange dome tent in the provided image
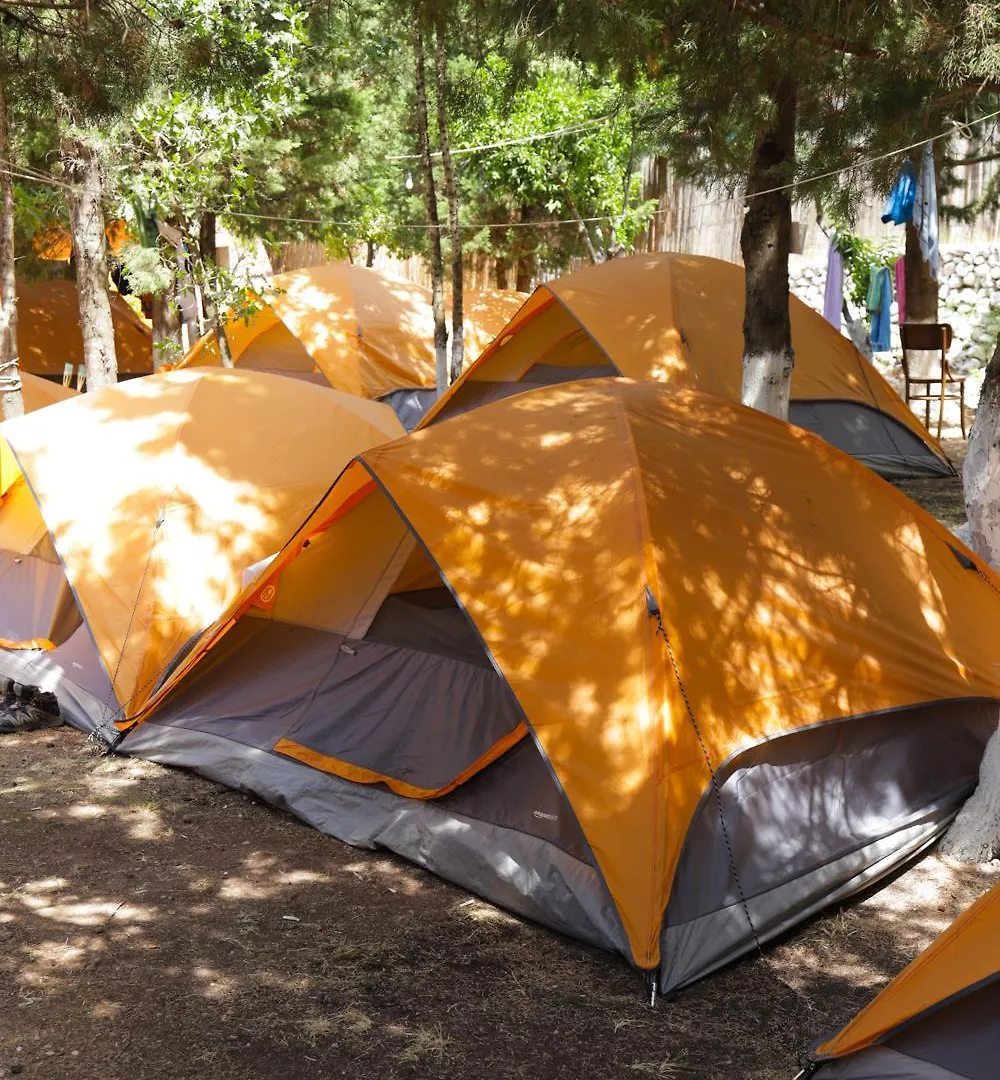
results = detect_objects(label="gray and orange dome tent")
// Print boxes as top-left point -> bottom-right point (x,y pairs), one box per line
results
419,253 -> 952,479
14,379 -> 1000,993
179,264 -> 525,427
805,881 -> 1000,1078
0,368 -> 402,713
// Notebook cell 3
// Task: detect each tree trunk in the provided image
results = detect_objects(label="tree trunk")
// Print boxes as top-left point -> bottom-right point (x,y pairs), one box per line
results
904,218 -> 938,324
940,713 -> 1000,863
964,338 -> 1000,567
151,290 -> 181,370
515,255 -> 534,293
949,338 -> 1000,863
366,239 -> 376,268
494,256 -> 510,290
434,17 -> 463,385
63,136 -> 117,391
198,212 -> 234,367
740,77 -> 797,420
0,81 -> 23,420
413,23 -> 448,396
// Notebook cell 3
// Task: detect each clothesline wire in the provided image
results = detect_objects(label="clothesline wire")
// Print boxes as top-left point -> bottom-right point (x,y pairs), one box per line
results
385,113 -> 619,160
3,105 -> 1000,232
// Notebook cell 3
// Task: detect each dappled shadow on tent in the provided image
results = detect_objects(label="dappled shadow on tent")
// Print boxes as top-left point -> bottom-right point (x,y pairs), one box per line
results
179,266 -> 523,405
0,369 -> 402,719
422,254 -> 952,480
126,379 -> 1000,989
15,279 -> 152,378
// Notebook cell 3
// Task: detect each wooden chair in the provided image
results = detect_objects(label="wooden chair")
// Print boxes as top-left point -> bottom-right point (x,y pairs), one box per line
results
899,322 -> 966,439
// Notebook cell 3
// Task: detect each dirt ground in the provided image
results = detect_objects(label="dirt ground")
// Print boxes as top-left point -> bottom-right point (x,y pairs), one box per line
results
890,436 -> 969,527
1,435 -> 995,1080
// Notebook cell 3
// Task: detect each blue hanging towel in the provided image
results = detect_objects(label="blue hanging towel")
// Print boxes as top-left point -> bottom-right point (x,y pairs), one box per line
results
866,266 -> 893,352
881,160 -> 916,225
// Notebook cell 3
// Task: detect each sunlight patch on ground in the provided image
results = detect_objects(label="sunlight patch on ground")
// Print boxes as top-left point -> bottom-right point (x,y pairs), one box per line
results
342,858 -> 424,896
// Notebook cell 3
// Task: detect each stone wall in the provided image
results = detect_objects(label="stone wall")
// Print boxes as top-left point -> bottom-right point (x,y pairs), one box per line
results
788,246 -> 1000,405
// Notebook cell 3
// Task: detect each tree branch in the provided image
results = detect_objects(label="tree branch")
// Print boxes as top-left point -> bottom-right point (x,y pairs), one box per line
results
727,0 -> 888,61
945,151 -> 1000,167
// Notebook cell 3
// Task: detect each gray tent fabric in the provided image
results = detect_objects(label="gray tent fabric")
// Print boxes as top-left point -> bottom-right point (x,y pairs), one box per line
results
813,980 -> 1000,1079
788,401 -> 952,479
813,1046 -> 970,1079
379,388 -> 439,431
885,979 -> 1000,1080
660,700 -> 993,992
7,532 -> 996,991
0,549 -> 75,642
0,623 -> 115,734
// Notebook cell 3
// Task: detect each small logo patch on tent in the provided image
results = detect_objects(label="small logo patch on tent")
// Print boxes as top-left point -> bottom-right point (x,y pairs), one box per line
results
255,583 -> 278,609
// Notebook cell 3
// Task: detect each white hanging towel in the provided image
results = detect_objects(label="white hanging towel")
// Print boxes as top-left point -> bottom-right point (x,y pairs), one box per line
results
914,142 -> 940,280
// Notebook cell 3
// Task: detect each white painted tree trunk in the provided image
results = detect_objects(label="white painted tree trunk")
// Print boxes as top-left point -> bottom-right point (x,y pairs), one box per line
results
943,339 -> 1000,862
940,715 -> 1000,863
739,76 -> 796,422
964,342 -> 1000,567
741,349 -> 793,421
64,136 -> 118,391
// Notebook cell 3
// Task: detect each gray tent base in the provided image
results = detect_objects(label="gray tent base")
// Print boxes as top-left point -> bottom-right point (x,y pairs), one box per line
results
813,978 -> 1000,1079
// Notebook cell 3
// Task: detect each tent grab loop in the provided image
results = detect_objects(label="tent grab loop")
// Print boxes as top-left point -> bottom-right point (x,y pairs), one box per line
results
645,585 -> 764,958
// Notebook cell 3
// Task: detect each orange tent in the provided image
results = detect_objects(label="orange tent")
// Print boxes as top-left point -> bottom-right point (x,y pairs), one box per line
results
64,379 -> 1000,993
32,218 -> 131,262
178,266 -> 524,426
421,254 -> 950,479
0,369 -> 402,715
808,881 -> 1000,1078
16,279 -> 152,378
0,373 -> 75,498
461,288 -> 528,357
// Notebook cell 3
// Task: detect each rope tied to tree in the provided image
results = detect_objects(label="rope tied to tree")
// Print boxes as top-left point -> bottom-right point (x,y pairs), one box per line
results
0,357 -> 22,393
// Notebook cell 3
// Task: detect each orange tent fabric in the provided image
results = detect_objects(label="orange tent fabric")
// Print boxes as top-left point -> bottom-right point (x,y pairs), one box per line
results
419,254 -> 948,477
811,881 -> 1000,1075
0,369 -> 403,715
32,218 -> 131,262
461,288 -> 528,358
129,381 -> 1000,984
177,266 -> 524,397
16,279 -> 152,377
0,373 -> 75,498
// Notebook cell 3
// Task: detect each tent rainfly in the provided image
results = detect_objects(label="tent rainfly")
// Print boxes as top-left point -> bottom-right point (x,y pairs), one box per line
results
0,373 -> 75,500
0,368 -> 402,720
23,379 -> 1000,994
178,265 -> 525,428
804,881 -> 1000,1079
419,253 -> 952,479
15,279 -> 152,380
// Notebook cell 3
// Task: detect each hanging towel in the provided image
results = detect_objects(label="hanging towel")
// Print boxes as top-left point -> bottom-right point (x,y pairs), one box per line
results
914,142 -> 940,280
881,160 -> 917,225
823,240 -> 844,330
895,257 -> 906,325
866,267 -> 893,353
